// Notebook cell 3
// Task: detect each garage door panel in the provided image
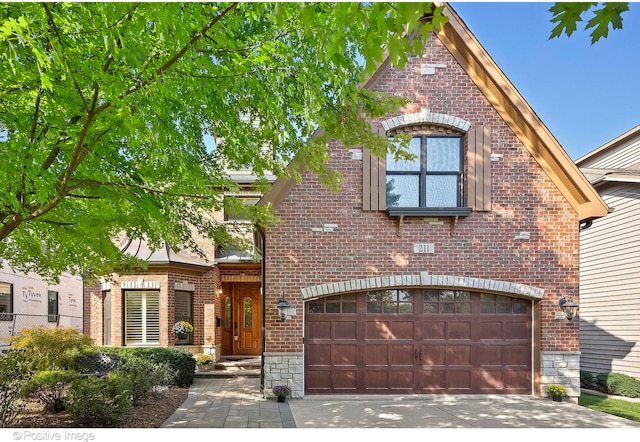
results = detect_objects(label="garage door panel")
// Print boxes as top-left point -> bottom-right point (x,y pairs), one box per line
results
366,321 -> 392,339
390,344 -> 415,366
423,345 -> 446,365
503,322 -> 530,340
333,344 -> 357,366
448,321 -> 471,340
447,345 -> 471,365
447,370 -> 471,389
417,368 -> 446,390
474,369 -> 504,389
503,345 -> 531,366
390,370 -> 415,389
479,321 -> 503,340
309,321 -> 332,340
306,369 -> 331,392
307,344 -> 331,366
335,321 -> 358,340
390,321 -> 415,339
478,345 -> 502,365
364,344 -> 389,366
365,370 -> 389,389
424,321 -> 446,339
334,370 -> 357,389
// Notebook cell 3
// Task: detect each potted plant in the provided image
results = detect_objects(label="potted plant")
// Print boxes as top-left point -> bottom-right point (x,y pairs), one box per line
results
272,385 -> 291,402
194,353 -> 214,372
172,321 -> 194,339
545,384 -> 568,402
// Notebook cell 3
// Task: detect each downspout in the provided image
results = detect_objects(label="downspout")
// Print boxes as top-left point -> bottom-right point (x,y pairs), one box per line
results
256,225 -> 267,394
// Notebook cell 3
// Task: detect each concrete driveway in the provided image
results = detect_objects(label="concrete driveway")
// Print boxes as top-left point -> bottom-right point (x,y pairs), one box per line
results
289,394 -> 640,428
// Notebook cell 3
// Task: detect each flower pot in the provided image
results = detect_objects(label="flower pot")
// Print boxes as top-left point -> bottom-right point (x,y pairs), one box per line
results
176,333 -> 188,339
552,395 -> 563,402
198,364 -> 213,372
277,396 -> 286,403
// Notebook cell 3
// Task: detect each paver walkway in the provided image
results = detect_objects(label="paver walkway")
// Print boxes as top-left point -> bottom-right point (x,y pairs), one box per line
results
161,377 -> 296,428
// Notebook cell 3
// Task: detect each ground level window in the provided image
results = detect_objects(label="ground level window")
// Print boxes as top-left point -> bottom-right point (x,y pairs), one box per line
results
366,290 -> 413,314
0,282 -> 12,321
48,290 -> 59,323
125,290 -> 160,345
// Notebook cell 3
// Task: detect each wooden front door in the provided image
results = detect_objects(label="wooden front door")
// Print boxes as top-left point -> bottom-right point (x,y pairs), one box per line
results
222,283 -> 262,356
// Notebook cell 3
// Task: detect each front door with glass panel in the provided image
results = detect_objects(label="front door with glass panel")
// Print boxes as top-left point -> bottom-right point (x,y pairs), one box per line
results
223,283 -> 261,356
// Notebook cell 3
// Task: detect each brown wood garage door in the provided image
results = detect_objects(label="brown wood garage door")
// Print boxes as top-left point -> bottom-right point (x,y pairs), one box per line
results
305,289 -> 532,394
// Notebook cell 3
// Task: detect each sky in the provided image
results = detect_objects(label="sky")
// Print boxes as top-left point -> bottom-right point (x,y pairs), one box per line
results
450,1 -> 640,160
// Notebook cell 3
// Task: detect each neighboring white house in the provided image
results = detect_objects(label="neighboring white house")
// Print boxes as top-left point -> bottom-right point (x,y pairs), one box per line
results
0,261 -> 84,348
577,124 -> 640,379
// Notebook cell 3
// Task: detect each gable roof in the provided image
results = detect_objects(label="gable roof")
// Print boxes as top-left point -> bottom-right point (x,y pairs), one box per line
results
260,3 -> 609,223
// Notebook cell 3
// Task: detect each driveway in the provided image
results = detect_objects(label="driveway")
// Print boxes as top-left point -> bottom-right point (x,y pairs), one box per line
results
289,394 -> 640,428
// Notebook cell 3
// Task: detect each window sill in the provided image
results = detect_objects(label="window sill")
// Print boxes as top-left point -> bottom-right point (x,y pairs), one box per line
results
385,207 -> 472,217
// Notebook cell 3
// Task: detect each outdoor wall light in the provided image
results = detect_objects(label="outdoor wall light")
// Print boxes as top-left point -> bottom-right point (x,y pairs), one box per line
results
558,294 -> 579,320
276,296 -> 290,322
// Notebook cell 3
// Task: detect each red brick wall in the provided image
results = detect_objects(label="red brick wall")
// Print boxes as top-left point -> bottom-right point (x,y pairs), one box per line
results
264,33 -> 579,353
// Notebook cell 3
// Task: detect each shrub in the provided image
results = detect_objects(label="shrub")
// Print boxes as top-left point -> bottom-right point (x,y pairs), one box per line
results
595,372 -> 640,398
0,350 -> 29,428
272,385 -> 292,398
105,347 -> 195,387
580,370 -> 595,388
117,356 -> 164,405
7,326 -> 91,372
65,372 -> 133,427
21,370 -> 83,412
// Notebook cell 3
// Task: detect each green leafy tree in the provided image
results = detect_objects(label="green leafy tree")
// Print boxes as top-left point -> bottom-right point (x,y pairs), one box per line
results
0,2 -> 446,280
549,2 -> 630,43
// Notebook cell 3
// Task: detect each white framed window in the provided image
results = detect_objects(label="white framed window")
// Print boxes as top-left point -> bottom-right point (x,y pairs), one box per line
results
124,290 -> 160,346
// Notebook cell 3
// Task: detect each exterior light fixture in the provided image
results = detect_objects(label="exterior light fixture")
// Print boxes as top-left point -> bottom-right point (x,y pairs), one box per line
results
558,294 -> 579,320
276,296 -> 290,322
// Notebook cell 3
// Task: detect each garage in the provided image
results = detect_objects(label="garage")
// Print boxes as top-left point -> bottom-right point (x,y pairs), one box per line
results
304,289 -> 532,394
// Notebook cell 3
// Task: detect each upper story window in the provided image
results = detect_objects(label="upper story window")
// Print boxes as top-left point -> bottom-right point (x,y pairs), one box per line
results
386,135 -> 463,210
224,196 -> 260,223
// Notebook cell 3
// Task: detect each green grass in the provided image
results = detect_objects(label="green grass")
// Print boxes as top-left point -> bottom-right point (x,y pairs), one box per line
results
579,393 -> 640,423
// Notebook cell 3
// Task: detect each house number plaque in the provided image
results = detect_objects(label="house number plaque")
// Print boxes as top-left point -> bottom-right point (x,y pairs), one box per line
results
413,243 -> 435,254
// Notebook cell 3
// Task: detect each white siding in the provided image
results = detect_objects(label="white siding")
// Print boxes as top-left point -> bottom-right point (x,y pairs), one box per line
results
579,137 -> 640,169
580,182 -> 640,378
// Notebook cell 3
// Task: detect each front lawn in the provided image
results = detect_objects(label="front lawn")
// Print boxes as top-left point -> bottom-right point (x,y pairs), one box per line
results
579,393 -> 640,423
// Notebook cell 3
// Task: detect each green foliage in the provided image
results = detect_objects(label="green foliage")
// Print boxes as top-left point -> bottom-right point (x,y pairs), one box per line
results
0,2 -> 447,281
596,372 -> 640,398
21,370 -> 82,412
549,2 -> 630,44
117,356 -> 164,405
65,373 -> 133,427
579,393 -> 640,423
545,383 -> 568,397
580,370 -> 595,387
92,346 -> 196,387
7,326 -> 92,372
0,350 -> 29,428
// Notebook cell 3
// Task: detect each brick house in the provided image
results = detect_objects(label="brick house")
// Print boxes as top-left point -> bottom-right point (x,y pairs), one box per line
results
83,171 -> 266,361
257,4 -> 608,400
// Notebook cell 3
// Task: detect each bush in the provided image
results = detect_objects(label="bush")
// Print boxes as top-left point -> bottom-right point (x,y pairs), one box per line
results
65,373 -> 133,427
0,350 -> 29,428
7,326 -> 91,372
580,370 -> 595,388
21,370 -> 82,412
117,356 -> 164,405
104,347 -> 195,387
595,372 -> 640,398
